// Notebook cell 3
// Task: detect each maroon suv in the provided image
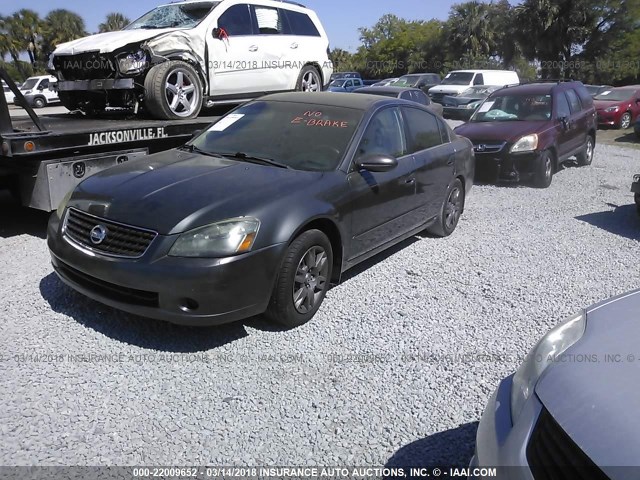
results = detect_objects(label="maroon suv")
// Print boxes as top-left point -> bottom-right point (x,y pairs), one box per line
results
454,81 -> 596,188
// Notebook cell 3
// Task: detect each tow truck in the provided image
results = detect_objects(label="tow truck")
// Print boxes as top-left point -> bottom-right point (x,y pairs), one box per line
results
0,69 -> 219,211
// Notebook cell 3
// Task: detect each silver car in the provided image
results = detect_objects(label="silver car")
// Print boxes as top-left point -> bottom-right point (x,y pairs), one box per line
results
473,288 -> 640,477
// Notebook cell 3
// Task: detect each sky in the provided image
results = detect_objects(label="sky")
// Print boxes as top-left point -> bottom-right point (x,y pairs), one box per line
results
0,0 -> 462,52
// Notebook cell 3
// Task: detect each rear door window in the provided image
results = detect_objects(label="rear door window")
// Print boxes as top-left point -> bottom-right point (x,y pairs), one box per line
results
253,5 -> 283,34
402,107 -> 443,152
282,10 -> 320,36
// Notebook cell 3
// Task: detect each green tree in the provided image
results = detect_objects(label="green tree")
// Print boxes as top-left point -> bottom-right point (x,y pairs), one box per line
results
41,9 -> 87,56
0,10 -> 42,78
99,13 -> 131,33
446,1 -> 494,61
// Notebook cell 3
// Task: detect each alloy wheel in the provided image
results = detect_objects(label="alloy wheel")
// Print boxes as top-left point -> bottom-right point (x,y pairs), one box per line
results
301,71 -> 320,92
444,186 -> 463,231
292,246 -> 329,314
165,70 -> 199,117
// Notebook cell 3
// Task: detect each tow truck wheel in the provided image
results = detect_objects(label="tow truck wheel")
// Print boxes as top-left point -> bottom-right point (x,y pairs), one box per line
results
144,61 -> 203,120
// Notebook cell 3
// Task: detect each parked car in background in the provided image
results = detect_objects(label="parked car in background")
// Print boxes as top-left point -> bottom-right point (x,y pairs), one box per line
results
2,81 -> 15,105
473,289 -> 640,475
391,73 -> 441,94
48,92 -> 474,328
371,77 -> 398,87
454,81 -> 596,188
429,70 -> 519,104
326,77 -> 364,92
354,86 -> 443,116
12,75 -> 59,108
441,85 -> 502,120
593,86 -> 640,129
632,174 -> 640,214
584,84 -> 612,97
329,72 -> 361,82
49,0 -> 333,119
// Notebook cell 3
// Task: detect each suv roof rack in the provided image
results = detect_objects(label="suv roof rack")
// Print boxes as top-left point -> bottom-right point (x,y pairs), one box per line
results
274,0 -> 307,7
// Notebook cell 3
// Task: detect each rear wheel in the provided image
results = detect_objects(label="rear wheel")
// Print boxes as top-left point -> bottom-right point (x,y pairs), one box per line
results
427,178 -> 465,237
533,150 -> 554,188
576,135 -> 594,166
144,60 -> 203,119
265,229 -> 332,328
296,65 -> 321,92
619,112 -> 632,129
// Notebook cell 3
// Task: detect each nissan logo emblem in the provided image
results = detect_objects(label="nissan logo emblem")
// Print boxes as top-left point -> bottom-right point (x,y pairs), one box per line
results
89,225 -> 108,245
475,144 -> 486,152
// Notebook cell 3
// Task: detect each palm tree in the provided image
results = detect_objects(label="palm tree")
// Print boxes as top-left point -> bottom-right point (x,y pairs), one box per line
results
447,1 -> 494,60
0,11 -> 41,77
99,13 -> 131,33
41,9 -> 87,56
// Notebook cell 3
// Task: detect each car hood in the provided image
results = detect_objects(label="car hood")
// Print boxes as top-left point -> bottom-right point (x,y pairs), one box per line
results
443,95 -> 484,106
70,149 -> 323,235
454,121 -> 546,143
326,87 -> 347,92
53,28 -> 178,55
429,85 -> 467,95
535,289 -> 640,473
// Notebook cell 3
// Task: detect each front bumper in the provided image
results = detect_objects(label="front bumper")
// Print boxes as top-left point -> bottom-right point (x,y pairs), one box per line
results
474,147 -> 541,182
471,375 -> 540,478
57,78 -> 135,92
596,111 -> 619,127
47,211 -> 287,326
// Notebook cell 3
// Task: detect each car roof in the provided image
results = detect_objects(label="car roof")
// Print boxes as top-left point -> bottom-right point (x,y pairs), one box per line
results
260,92 -> 410,110
355,86 -> 422,94
493,82 -> 578,95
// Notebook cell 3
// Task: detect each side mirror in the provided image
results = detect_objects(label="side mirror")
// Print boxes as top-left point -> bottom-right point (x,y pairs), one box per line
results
356,154 -> 398,172
212,27 -> 226,39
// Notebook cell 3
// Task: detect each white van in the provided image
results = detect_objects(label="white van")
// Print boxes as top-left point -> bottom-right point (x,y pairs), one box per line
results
15,75 -> 59,108
428,70 -> 519,104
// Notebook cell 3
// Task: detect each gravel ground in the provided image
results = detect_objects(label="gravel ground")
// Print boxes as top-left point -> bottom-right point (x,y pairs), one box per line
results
1,132 -> 639,468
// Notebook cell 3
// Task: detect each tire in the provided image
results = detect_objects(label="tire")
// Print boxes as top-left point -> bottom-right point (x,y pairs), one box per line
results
636,193 -> 640,216
427,178 -> 465,237
144,60 -> 203,120
533,150 -> 554,188
295,65 -> 321,93
619,112 -> 632,129
265,229 -> 333,328
576,135 -> 594,166
32,97 -> 46,108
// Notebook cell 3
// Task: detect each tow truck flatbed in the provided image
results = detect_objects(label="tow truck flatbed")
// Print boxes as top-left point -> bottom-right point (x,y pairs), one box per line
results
0,69 -> 220,211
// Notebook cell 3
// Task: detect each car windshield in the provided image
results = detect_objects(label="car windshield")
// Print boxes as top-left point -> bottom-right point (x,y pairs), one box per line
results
329,79 -> 347,87
190,101 -> 363,171
392,75 -> 419,87
21,78 -> 39,90
470,94 -> 552,122
442,72 -> 474,85
126,1 -> 219,29
593,89 -> 635,102
585,85 -> 602,96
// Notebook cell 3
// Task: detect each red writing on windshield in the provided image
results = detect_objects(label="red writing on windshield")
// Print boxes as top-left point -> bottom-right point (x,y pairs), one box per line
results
291,117 -> 349,128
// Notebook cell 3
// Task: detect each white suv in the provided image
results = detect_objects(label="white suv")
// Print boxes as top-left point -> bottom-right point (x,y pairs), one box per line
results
48,0 -> 333,119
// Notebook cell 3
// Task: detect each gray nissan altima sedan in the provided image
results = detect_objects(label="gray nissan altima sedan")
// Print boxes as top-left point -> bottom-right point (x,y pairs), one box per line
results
473,288 -> 640,478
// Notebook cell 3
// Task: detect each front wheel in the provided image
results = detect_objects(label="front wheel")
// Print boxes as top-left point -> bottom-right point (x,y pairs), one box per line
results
619,112 -> 632,129
533,150 -> 554,188
265,229 -> 333,328
144,60 -> 203,120
427,178 -> 465,237
576,135 -> 594,166
296,65 -> 321,92
32,97 -> 46,108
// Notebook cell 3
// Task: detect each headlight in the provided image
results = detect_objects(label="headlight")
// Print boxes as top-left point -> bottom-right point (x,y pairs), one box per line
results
169,217 -> 260,258
604,106 -> 619,113
510,312 -> 586,424
464,101 -> 480,109
47,53 -> 55,71
509,134 -> 538,153
117,50 -> 147,74
56,188 -> 73,218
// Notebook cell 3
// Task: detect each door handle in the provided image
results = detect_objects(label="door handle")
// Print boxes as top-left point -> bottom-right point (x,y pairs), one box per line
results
249,45 -> 258,52
447,155 -> 455,166
290,43 -> 299,49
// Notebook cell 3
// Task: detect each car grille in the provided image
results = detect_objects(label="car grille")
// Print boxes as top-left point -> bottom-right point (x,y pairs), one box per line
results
56,260 -> 159,307
63,208 -> 157,258
527,408 -> 610,480
473,142 -> 506,154
54,52 -> 116,81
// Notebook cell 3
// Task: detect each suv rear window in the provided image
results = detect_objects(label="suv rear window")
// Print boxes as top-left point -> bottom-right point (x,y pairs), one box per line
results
282,10 -> 320,36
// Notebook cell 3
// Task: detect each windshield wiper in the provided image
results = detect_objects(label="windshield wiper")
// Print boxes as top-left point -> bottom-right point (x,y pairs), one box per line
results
179,144 -> 224,158
218,152 -> 292,169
